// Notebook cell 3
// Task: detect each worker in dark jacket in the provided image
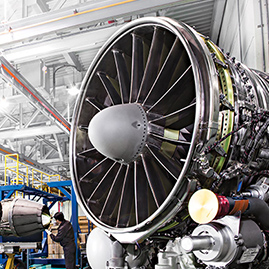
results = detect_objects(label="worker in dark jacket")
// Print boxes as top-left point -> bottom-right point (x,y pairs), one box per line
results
46,212 -> 76,269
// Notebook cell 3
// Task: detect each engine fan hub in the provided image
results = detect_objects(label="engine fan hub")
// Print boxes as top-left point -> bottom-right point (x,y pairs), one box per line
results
88,103 -> 147,163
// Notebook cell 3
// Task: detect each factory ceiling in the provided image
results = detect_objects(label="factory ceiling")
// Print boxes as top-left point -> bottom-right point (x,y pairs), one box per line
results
0,0 -> 224,179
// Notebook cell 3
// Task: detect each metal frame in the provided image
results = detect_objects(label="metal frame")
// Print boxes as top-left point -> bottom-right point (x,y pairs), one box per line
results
0,56 -> 71,134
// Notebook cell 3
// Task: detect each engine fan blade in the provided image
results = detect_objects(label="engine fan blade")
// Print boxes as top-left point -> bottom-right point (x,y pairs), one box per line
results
142,37 -> 185,106
97,72 -> 121,105
130,34 -> 144,103
116,164 -> 136,227
137,27 -> 165,103
113,49 -> 130,103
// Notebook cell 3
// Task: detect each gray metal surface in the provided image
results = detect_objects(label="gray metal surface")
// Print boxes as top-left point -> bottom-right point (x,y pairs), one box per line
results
0,242 -> 39,254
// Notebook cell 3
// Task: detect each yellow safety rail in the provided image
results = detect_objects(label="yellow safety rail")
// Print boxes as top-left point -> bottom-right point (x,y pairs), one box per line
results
32,169 -> 61,195
4,153 -> 62,197
5,154 -> 29,186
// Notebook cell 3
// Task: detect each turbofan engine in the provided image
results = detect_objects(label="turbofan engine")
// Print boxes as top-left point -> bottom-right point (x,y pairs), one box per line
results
0,198 -> 51,237
70,17 -> 269,269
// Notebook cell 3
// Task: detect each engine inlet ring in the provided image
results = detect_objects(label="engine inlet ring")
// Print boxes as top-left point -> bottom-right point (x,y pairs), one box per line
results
70,17 -> 219,242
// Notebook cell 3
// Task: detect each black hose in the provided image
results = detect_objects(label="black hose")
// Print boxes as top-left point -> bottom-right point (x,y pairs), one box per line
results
244,197 -> 269,233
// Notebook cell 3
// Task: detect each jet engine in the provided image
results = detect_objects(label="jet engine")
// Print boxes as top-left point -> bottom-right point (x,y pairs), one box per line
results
0,198 -> 50,237
70,17 -> 269,268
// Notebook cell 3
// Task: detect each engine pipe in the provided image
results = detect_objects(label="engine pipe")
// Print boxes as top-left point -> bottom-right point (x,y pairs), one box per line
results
181,235 -> 214,252
189,189 -> 269,231
181,218 -> 264,267
0,198 -> 51,237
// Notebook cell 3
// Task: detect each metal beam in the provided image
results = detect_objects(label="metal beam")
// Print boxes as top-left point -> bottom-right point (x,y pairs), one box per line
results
36,0 -> 50,13
0,107 -> 18,124
24,109 -> 41,129
47,179 -> 72,187
0,116 -> 9,129
63,52 -> 83,72
38,157 -> 68,164
6,139 -> 15,151
36,135 -> 59,153
2,25 -> 122,63
209,0 -> 227,43
53,133 -> 64,161
44,148 -> 54,159
0,106 -> 18,129
51,0 -> 67,11
27,143 -> 39,159
0,125 -> 63,139
0,0 -> 197,46
0,144 -> 59,175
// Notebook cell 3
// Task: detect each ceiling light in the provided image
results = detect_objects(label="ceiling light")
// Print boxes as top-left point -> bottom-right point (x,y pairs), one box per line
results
67,85 -> 80,96
0,96 -> 9,108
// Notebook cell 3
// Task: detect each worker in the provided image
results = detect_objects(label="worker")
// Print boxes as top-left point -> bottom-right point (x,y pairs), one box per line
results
46,212 -> 76,269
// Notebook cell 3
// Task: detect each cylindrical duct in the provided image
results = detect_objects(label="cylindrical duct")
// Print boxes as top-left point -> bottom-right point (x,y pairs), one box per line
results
0,198 -> 50,237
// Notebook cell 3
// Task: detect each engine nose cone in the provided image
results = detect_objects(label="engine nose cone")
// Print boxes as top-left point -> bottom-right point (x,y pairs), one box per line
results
88,103 -> 147,163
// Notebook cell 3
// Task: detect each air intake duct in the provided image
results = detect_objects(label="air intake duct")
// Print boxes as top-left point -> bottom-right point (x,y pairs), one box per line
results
0,198 -> 51,237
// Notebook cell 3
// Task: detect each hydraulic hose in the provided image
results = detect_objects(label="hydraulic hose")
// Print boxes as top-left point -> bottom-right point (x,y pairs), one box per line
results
244,197 -> 269,233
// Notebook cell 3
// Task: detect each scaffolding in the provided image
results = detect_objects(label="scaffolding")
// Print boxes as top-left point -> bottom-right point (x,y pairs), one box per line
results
4,153 -> 62,196
5,154 -> 29,186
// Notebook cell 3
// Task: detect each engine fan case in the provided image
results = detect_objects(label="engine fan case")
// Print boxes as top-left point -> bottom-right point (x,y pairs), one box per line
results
70,17 -> 220,243
0,198 -> 50,237
70,17 -> 219,243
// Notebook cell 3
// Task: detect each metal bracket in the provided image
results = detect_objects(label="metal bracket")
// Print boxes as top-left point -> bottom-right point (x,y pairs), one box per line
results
220,93 -> 234,111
